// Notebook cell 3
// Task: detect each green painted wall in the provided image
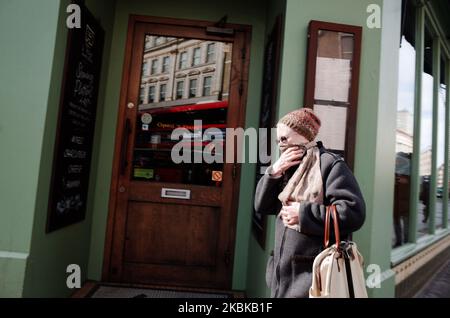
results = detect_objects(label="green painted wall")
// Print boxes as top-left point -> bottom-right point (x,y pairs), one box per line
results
86,0 -> 269,292
0,0 -> 61,297
245,0 -> 400,297
17,0 -> 116,297
363,0 -> 400,297
245,0 -> 286,298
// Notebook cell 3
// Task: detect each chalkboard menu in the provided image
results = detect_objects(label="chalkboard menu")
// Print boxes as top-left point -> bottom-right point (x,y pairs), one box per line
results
46,3 -> 104,232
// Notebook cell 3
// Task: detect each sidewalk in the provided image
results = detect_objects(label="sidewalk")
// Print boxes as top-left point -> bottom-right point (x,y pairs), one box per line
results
415,260 -> 450,298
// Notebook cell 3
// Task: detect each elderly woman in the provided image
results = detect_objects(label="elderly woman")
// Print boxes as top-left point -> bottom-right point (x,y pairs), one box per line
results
254,108 -> 366,298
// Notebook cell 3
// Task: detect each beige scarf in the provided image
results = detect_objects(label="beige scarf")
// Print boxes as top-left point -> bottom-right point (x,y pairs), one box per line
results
278,143 -> 324,231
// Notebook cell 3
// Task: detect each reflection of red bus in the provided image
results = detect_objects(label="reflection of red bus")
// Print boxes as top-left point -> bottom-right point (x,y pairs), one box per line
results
133,100 -> 227,185
135,100 -> 227,149
145,100 -> 228,115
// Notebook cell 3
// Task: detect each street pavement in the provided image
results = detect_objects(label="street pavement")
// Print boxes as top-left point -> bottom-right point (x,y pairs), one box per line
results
415,259 -> 450,298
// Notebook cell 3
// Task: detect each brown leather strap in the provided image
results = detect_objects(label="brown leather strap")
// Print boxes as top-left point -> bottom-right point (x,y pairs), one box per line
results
323,205 -> 341,249
324,206 -> 331,247
331,205 -> 341,248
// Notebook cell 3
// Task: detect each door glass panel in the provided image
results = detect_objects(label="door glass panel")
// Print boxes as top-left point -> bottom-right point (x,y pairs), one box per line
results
132,35 -> 233,186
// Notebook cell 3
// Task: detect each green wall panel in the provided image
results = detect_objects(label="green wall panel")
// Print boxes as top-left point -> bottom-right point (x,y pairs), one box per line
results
19,0 -> 116,297
0,0 -> 61,297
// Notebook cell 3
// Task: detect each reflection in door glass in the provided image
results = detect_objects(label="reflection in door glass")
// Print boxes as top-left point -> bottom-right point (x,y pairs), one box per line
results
132,35 -> 233,186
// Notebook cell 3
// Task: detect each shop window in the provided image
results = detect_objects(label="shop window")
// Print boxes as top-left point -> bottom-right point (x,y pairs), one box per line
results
192,47 -> 201,66
176,81 -> 184,100
392,0 -> 416,248
203,76 -> 212,96
393,36 -> 416,247
436,56 -> 447,229
162,56 -> 170,73
151,59 -> 158,75
189,79 -> 198,98
148,86 -> 155,104
417,23 -> 434,239
206,43 -> 215,63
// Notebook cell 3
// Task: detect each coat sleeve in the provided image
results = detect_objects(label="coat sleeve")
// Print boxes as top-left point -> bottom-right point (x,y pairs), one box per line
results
297,160 -> 366,236
254,168 -> 283,216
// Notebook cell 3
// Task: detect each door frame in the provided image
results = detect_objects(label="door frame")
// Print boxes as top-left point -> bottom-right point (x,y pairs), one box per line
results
101,15 -> 251,287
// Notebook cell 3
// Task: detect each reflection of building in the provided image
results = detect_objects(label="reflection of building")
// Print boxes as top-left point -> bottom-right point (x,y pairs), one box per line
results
420,148 -> 432,176
395,129 -> 413,154
437,163 -> 445,187
395,111 -> 413,155
397,110 -> 413,136
139,36 -> 232,110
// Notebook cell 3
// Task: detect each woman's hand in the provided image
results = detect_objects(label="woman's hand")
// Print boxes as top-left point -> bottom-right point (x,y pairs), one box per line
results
280,201 -> 300,226
271,147 -> 303,177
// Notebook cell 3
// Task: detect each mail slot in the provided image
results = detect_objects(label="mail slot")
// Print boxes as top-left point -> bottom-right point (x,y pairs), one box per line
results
161,188 -> 191,200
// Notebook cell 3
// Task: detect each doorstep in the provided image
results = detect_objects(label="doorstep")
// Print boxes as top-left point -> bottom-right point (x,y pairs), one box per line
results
71,281 -> 246,298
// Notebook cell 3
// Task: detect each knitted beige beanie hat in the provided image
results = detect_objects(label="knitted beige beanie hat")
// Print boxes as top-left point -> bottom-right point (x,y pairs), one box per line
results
278,108 -> 321,142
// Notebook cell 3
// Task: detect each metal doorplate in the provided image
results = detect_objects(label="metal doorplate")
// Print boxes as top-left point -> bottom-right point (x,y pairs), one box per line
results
161,188 -> 191,200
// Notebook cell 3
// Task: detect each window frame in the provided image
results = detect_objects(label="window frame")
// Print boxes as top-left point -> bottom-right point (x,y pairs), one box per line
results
202,76 -> 212,96
139,86 -> 146,105
162,56 -> 170,73
151,59 -> 158,75
207,43 -> 215,63
189,78 -> 198,98
176,80 -> 184,100
303,20 -> 363,171
159,83 -> 167,102
192,47 -> 201,66
148,85 -> 155,103
179,51 -> 187,69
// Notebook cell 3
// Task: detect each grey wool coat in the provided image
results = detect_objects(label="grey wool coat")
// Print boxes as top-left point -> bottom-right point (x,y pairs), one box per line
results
254,142 -> 366,298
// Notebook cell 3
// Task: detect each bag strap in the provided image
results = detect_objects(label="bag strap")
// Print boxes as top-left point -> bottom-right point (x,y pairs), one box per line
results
323,205 -> 341,249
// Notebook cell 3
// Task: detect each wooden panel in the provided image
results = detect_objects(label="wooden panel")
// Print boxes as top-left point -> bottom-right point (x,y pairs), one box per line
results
124,202 -> 219,267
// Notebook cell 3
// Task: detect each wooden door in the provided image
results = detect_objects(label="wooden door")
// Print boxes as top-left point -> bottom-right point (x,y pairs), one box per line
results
103,15 -> 251,289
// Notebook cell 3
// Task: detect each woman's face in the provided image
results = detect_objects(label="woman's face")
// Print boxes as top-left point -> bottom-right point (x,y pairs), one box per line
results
276,123 -> 309,153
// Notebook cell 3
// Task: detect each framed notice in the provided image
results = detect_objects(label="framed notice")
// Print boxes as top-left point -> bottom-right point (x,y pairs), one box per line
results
304,20 -> 362,170
252,16 -> 282,249
46,2 -> 104,232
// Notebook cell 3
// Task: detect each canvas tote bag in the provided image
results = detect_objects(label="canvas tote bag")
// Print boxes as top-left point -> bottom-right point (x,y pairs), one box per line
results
309,205 -> 368,298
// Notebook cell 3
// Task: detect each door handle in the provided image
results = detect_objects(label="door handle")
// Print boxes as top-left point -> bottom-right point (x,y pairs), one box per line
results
120,118 -> 131,175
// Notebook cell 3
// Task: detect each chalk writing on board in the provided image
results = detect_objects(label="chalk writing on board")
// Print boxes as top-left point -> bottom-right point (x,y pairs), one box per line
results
47,3 -> 104,232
